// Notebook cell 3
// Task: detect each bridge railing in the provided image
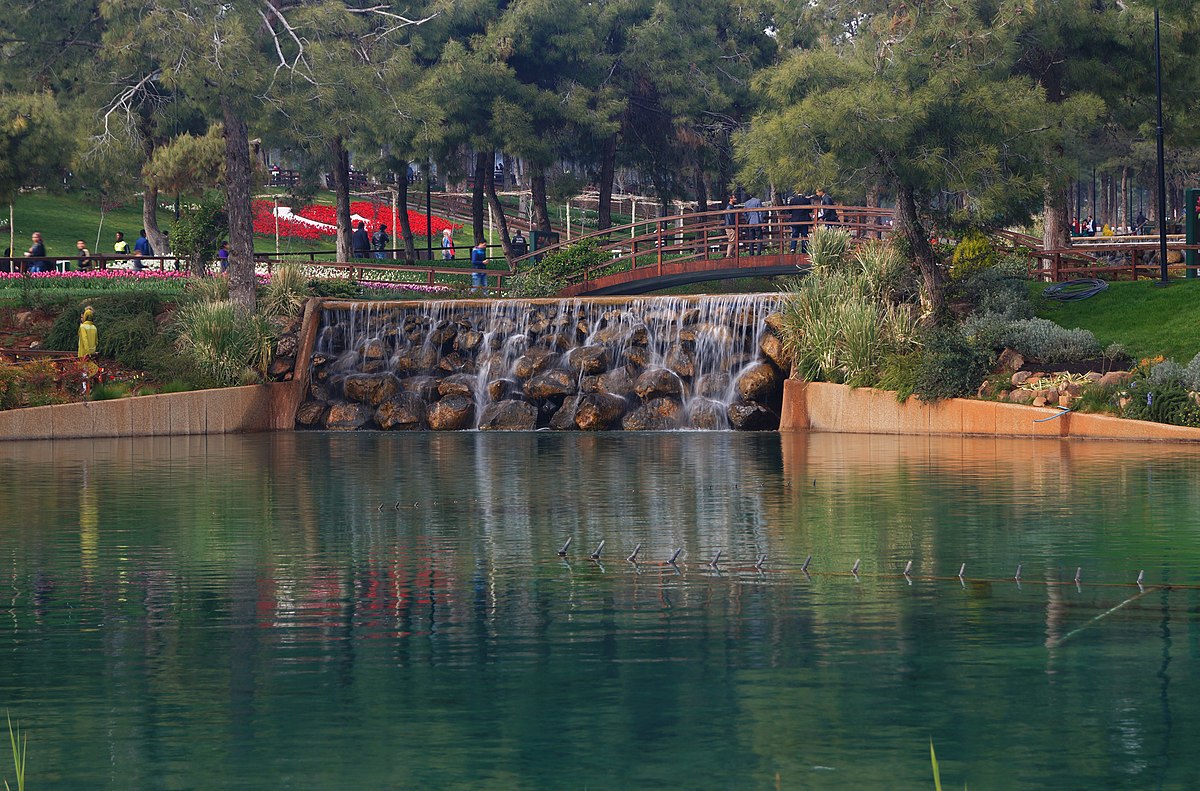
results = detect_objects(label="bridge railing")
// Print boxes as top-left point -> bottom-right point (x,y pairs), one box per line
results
513,205 -> 895,288
1027,241 -> 1200,282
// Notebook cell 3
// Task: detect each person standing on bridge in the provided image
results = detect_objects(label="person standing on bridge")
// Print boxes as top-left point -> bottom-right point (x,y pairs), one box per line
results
815,189 -> 836,224
788,192 -> 812,253
743,194 -> 764,255
723,195 -> 739,257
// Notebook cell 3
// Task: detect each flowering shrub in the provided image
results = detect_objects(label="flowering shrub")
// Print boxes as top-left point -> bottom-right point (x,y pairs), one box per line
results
251,200 -> 460,242
0,270 -> 189,283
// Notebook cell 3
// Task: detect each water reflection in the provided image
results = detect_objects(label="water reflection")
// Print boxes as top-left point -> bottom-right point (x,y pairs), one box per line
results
1,433 -> 1199,789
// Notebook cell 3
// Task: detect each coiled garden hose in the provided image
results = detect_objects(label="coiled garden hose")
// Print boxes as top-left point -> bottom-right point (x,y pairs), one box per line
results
1042,278 -> 1108,302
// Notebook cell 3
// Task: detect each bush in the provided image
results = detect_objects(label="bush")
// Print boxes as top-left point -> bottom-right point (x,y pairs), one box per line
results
44,292 -> 164,358
89,382 -> 131,401
955,255 -> 1033,320
949,230 -> 998,280
183,275 -> 229,304
959,314 -> 1100,362
507,240 -> 610,298
0,366 -> 22,409
1123,382 -> 1200,427
309,278 -> 360,298
1147,359 -> 1185,388
912,328 -> 992,402
1182,352 -> 1200,391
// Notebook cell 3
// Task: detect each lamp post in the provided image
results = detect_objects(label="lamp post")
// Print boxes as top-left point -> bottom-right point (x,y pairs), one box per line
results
425,158 -> 433,263
1154,5 -> 1169,286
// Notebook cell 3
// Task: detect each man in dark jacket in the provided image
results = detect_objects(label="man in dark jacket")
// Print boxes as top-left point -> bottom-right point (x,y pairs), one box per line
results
351,220 -> 371,259
723,195 -> 739,257
815,189 -> 836,224
788,192 -> 813,253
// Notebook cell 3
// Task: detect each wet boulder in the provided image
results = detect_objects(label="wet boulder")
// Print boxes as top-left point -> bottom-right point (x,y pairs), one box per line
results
687,398 -> 727,430
438,373 -> 477,398
567,345 -> 610,375
549,396 -> 583,431
622,397 -> 682,430
479,400 -> 538,431
634,368 -> 683,400
727,400 -> 779,431
695,372 -> 730,400
736,362 -> 780,402
427,395 -> 475,431
455,329 -> 484,354
525,370 -> 576,400
400,375 -> 441,402
665,344 -> 696,379
375,392 -> 427,430
295,400 -> 328,427
514,347 -> 556,379
759,331 -> 791,371
324,401 -> 373,431
575,393 -> 627,431
623,346 -> 650,370
343,373 -> 400,406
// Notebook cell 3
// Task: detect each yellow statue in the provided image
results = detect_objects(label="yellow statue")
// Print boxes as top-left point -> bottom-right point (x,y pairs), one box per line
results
78,306 -> 98,358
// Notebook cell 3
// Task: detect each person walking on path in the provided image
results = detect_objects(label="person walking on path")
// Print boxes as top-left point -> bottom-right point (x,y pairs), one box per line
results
372,223 -> 390,260
723,195 -> 739,257
76,240 -> 94,271
470,241 -> 488,294
441,228 -> 455,260
351,220 -> 371,259
743,195 -> 764,255
25,232 -> 48,272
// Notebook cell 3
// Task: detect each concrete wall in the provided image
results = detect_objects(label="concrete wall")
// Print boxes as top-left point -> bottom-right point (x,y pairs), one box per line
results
781,380 -> 1200,442
0,384 -> 285,441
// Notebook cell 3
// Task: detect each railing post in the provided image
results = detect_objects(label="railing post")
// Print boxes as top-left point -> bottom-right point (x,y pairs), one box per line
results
656,221 -> 663,275
734,211 -> 741,262
1052,252 -> 1061,282
1131,249 -> 1138,281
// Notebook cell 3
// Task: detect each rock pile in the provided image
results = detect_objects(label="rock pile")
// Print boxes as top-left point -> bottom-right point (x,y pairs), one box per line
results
296,295 -> 789,431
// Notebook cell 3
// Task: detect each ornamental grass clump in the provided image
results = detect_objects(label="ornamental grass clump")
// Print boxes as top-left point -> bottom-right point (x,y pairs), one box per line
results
806,225 -> 853,272
172,300 -> 275,386
260,264 -> 311,318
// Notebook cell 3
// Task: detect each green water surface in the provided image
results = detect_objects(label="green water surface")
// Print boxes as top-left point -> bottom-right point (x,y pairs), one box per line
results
2,432 -> 1199,790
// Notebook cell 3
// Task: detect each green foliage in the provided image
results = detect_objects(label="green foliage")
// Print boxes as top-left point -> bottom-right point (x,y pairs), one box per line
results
171,300 -> 275,386
955,256 -> 1033,320
260,264 -> 311,318
877,351 -> 922,402
807,225 -> 853,272
183,275 -> 229,304
172,193 -> 227,275
1073,382 -> 1122,416
912,329 -> 991,403
0,92 -> 75,203
309,278 -> 361,299
960,314 -> 1100,363
0,367 -> 22,410
1147,360 -> 1185,388
949,231 -> 998,280
143,125 -> 225,194
1185,352 -> 1200,392
45,292 -> 163,360
5,712 -> 26,791
1122,382 -> 1200,427
508,240 -> 610,298
89,382 -> 131,401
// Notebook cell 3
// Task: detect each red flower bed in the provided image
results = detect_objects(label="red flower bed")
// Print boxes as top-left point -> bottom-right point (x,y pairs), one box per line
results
252,200 -> 460,242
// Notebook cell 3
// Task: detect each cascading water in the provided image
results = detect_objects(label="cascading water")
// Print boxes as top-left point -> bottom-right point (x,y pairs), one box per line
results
300,294 -> 789,431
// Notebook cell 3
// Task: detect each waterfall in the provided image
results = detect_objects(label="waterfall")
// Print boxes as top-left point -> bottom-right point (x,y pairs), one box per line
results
301,294 -> 788,431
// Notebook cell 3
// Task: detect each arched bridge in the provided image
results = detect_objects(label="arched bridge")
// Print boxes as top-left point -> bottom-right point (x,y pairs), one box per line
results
511,205 -> 896,296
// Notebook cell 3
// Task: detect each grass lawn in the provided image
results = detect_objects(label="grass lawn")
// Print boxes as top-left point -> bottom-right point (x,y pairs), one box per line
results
6,190 -> 490,261
1033,278 -> 1200,362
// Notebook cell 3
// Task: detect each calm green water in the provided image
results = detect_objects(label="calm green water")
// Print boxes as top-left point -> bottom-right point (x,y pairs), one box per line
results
3,431 -> 1200,790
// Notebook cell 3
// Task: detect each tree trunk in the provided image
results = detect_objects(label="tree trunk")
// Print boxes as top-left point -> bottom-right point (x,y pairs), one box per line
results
597,134 -> 616,230
396,174 -> 416,260
894,183 -> 944,321
221,95 -> 256,316
330,136 -> 352,261
472,151 -> 487,245
866,182 -> 882,238
1043,184 -> 1072,251
141,184 -> 168,265
484,156 -> 516,263
693,163 -> 708,214
530,163 -> 552,235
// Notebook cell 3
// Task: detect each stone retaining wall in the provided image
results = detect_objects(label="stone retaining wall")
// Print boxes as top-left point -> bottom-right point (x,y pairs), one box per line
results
781,380 -> 1200,442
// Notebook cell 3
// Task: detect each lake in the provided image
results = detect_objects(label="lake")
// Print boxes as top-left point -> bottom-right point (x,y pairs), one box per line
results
2,431 -> 1199,789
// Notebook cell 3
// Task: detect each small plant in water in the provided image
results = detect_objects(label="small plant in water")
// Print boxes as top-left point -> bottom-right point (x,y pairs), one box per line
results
5,713 -> 26,791
930,739 -> 967,791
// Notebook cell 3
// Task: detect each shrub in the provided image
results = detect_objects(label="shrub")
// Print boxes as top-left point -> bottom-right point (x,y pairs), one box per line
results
955,255 -> 1032,320
853,240 -> 908,301
90,382 -> 131,401
960,314 -> 1100,362
912,328 -> 991,402
261,264 -> 310,318
45,292 -> 164,354
1123,382 -> 1200,427
309,278 -> 360,299
507,240 -> 610,298
0,365 -> 24,409
1147,360 -> 1185,388
949,230 -> 998,280
1182,352 -> 1200,391
807,225 -> 853,272
183,275 -> 229,304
